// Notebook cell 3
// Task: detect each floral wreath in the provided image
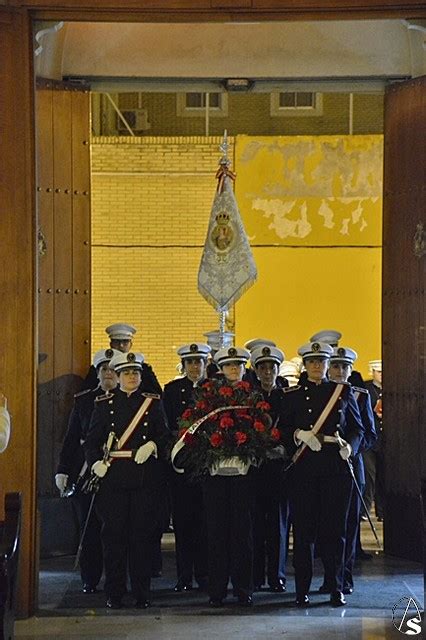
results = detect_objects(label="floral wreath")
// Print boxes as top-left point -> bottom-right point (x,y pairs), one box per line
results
176,377 -> 280,477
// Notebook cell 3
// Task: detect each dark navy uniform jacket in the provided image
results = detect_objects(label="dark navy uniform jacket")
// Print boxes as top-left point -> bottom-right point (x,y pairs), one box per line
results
365,380 -> 382,450
279,380 -> 364,478
351,386 -> 378,485
163,376 -> 198,435
85,388 -> 171,490
57,386 -> 107,481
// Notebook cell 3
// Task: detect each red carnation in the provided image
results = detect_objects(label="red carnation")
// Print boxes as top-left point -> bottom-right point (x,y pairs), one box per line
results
184,432 -> 196,446
196,400 -> 208,410
271,427 -> 280,441
210,432 -> 224,447
219,386 -> 233,397
254,420 -> 266,432
178,428 -> 187,438
181,408 -> 193,420
202,381 -> 214,390
235,381 -> 251,392
235,431 -> 248,445
219,415 -> 234,429
256,400 -> 271,411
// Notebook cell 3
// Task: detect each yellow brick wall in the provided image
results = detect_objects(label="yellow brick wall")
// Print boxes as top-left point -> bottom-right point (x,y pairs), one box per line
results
91,136 -> 235,385
108,92 -> 384,137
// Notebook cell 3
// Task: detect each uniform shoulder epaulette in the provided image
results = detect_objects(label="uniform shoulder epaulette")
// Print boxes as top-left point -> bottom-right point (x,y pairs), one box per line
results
74,388 -> 92,399
142,392 -> 161,400
283,385 -> 300,393
352,385 -> 368,394
95,392 -> 114,402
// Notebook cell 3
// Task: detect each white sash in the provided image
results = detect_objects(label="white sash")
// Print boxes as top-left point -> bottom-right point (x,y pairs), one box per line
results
291,383 -> 343,466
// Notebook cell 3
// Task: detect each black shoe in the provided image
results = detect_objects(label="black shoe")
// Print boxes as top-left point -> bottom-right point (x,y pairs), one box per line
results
343,586 -> 353,595
82,584 -> 98,594
106,598 -> 122,609
296,594 -> 309,607
209,598 -> 223,607
135,599 -> 151,609
237,595 -> 253,606
174,581 -> 193,592
318,583 -> 331,594
330,590 -> 346,607
269,579 -> 286,593
254,584 -> 263,592
357,549 -> 373,560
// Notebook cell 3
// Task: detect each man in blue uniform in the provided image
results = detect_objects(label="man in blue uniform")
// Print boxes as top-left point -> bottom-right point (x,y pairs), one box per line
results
320,346 -> 377,595
163,342 -> 211,592
250,345 -> 289,593
85,351 -> 171,609
55,348 -> 119,593
280,341 -> 364,607
82,323 -> 162,396
364,359 -> 384,520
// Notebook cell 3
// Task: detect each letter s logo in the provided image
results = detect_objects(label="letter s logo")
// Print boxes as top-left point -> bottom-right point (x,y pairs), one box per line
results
404,615 -> 422,635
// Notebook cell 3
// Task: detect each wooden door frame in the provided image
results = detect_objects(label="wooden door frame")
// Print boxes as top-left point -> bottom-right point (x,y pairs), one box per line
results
1,0 -> 425,618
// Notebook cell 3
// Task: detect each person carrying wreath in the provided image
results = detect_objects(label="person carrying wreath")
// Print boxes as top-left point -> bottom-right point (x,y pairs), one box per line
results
171,346 -> 281,608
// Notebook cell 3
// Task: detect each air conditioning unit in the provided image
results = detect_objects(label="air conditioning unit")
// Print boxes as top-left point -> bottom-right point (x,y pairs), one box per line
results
117,108 -> 151,132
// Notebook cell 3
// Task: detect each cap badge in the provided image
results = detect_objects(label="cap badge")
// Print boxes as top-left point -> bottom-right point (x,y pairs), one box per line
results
127,352 -> 136,362
312,342 -> 320,352
228,347 -> 237,357
262,346 -> 271,356
337,347 -> 346,357
105,348 -> 114,359
190,343 -> 198,353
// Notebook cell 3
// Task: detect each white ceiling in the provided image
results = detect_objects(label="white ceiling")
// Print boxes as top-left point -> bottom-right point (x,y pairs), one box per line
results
34,19 -> 426,91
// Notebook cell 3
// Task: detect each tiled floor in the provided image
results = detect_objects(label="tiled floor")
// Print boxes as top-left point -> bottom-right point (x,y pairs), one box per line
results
15,519 -> 424,639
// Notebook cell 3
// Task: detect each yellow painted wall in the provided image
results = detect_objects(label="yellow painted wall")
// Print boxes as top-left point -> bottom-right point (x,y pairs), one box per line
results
91,134 -> 382,384
234,135 -> 383,378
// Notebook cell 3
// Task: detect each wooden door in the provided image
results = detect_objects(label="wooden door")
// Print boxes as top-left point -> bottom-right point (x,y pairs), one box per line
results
36,82 -> 91,546
382,76 -> 426,561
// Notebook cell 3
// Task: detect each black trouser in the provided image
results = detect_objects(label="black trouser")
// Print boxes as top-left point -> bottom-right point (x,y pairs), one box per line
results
203,474 -> 255,600
290,472 -> 353,596
74,491 -> 103,588
171,473 -> 208,586
96,468 -> 161,601
253,463 -> 290,587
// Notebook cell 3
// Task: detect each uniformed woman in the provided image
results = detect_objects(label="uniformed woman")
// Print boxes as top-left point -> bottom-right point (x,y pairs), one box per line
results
55,348 -> 119,593
163,342 -> 210,592
85,351 -> 170,610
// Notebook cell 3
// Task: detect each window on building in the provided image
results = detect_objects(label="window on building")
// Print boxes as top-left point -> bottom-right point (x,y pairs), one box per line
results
271,92 -> 323,117
177,92 -> 228,117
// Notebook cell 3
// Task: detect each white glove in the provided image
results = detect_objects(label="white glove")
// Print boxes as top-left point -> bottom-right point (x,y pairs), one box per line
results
339,441 -> 352,460
55,473 -> 68,493
296,429 -> 322,452
91,460 -> 110,478
134,441 -> 157,465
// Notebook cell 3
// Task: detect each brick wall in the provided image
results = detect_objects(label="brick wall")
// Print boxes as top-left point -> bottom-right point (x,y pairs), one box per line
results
91,136 -> 234,384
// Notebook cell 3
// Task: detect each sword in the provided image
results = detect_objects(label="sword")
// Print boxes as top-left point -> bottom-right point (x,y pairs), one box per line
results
334,431 -> 382,551
73,431 -> 115,570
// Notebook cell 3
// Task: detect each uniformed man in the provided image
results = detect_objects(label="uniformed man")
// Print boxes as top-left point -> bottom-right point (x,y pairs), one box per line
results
364,359 -> 384,520
81,323 -> 162,396
244,338 -> 288,389
163,342 -> 211,592
320,347 -> 377,595
279,341 -> 364,607
250,345 -> 289,593
55,348 -> 119,593
84,351 -> 171,609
